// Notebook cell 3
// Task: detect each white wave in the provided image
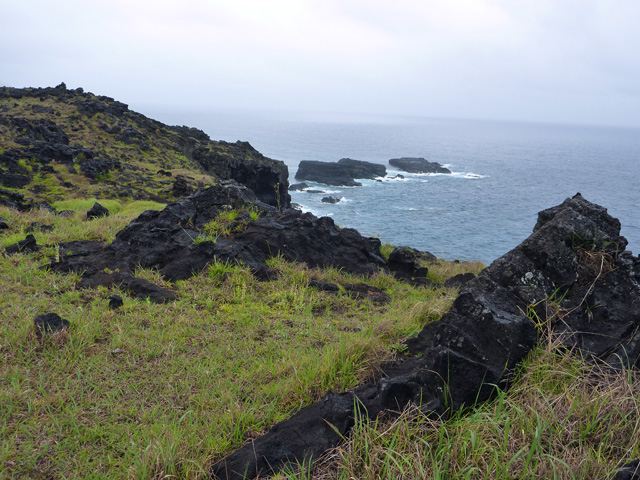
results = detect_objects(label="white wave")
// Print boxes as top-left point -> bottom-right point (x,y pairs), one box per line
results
450,172 -> 488,179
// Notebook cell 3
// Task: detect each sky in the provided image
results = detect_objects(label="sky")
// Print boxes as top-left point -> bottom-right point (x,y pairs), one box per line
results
1,0 -> 639,127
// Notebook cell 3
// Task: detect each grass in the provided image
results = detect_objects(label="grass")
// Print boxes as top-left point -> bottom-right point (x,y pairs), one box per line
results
8,203 -> 635,479
0,203 -> 463,479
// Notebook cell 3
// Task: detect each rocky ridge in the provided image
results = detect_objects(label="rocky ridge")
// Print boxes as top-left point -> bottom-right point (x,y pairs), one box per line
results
39,181 -> 431,302
0,83 -> 290,209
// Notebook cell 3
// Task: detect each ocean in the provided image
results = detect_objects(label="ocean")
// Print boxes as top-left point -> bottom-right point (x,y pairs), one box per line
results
142,107 -> 639,264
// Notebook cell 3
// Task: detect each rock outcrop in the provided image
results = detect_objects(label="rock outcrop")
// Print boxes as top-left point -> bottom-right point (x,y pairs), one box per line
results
295,158 -> 386,186
0,85 -> 290,208
48,182 -> 387,297
389,157 -> 451,174
211,193 -> 640,479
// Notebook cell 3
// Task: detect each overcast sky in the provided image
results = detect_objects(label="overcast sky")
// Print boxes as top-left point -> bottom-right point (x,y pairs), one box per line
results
2,0 -> 639,127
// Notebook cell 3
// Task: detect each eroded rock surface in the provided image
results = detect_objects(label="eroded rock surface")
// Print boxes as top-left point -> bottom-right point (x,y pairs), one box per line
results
48,182 -> 387,298
211,193 -> 640,479
295,158 -> 386,186
389,157 -> 451,174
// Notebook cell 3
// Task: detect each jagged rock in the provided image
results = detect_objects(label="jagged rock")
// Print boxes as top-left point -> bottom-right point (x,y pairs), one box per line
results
78,157 -> 121,179
86,202 -> 109,219
296,158 -> 386,186
616,460 -> 640,480
194,140 -> 290,208
26,222 -> 54,233
389,157 -> 451,174
0,188 -> 36,211
307,280 -> 390,304
289,182 -> 309,191
108,295 -> 124,309
211,193 -> 640,479
444,272 -> 477,288
0,217 -> 9,229
6,234 -> 39,254
48,183 -> 386,302
34,313 -> 70,338
171,177 -> 193,198
56,210 -> 75,217
321,196 -> 341,204
386,246 -> 436,286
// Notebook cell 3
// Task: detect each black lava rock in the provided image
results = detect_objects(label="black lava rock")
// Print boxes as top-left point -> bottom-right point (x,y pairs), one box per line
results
34,313 -> 70,338
6,234 -> 39,254
86,202 -> 109,219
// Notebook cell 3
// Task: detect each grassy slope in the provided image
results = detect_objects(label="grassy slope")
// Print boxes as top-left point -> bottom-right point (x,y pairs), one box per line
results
0,89 -> 280,206
0,93 -> 212,204
0,204 -> 481,479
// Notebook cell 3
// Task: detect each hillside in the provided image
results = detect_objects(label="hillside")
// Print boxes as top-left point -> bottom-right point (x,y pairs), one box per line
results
0,83 -> 290,209
2,85 -> 640,480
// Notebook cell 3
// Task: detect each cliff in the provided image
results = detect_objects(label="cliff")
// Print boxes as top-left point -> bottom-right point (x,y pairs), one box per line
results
0,83 -> 290,208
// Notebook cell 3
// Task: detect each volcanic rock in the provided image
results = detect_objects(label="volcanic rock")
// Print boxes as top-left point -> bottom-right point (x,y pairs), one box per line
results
289,183 -> 309,191
296,158 -> 386,186
6,234 -> 39,254
86,202 -> 109,219
34,313 -> 70,338
211,193 -> 640,479
321,196 -> 341,204
48,182 -> 386,301
389,157 -> 451,174
386,246 -> 436,286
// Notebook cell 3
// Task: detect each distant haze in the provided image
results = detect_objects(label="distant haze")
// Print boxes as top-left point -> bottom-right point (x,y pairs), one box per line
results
2,0 -> 640,128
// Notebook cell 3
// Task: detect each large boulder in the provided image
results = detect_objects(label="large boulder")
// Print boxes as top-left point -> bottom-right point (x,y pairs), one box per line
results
295,158 -> 386,186
211,193 -> 640,479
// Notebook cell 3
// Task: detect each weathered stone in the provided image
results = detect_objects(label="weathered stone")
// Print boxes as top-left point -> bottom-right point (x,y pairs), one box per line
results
386,246 -> 436,286
26,222 -> 54,233
321,196 -> 341,204
616,460 -> 640,480
34,313 -> 70,338
108,295 -> 124,309
86,202 -> 109,219
296,158 -> 386,186
6,234 -> 39,254
389,157 -> 451,174
289,182 -> 309,191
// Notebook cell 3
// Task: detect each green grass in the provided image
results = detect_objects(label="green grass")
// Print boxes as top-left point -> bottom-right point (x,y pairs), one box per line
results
0,204 -> 461,479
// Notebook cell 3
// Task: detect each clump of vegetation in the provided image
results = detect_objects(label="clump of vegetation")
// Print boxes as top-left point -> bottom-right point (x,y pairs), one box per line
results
203,205 -> 261,239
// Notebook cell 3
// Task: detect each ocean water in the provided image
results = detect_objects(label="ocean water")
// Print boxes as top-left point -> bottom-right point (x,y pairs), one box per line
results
143,107 -> 640,263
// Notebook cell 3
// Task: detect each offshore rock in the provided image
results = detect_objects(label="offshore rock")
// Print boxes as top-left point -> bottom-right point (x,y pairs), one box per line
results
389,157 -> 451,174
211,193 -> 640,479
295,158 -> 386,186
